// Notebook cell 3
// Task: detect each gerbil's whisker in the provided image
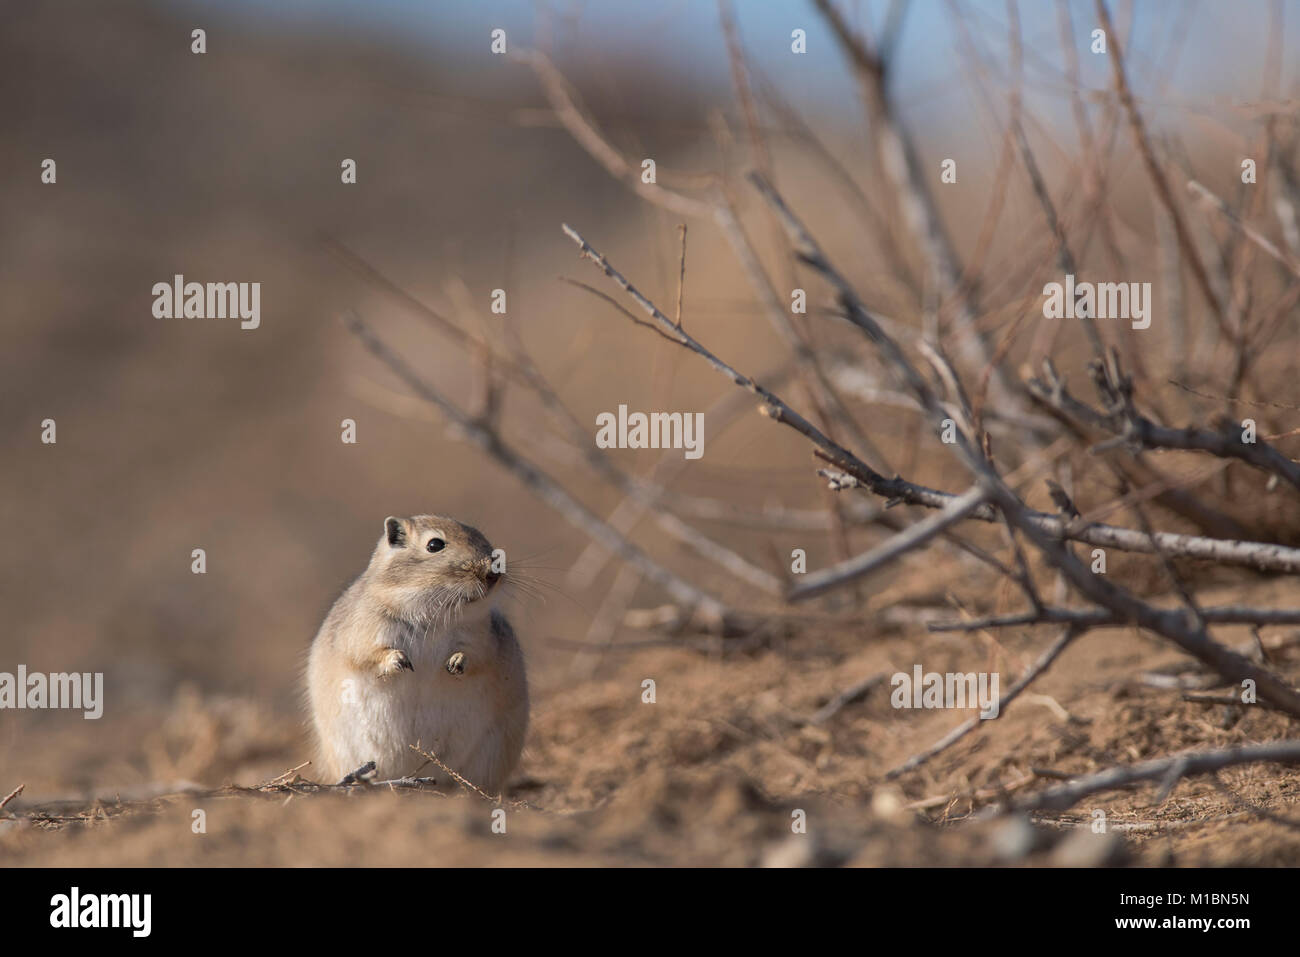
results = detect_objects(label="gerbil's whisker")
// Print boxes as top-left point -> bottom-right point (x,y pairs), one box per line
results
506,547 -> 567,567
502,573 -> 588,615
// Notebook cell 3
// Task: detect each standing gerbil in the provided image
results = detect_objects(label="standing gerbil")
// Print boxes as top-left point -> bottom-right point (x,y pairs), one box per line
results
306,514 -> 528,794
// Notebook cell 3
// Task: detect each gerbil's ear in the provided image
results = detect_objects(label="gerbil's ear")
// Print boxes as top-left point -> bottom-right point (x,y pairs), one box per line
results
384,516 -> 409,548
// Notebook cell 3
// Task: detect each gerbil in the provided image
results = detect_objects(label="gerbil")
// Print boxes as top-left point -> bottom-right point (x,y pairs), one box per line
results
306,515 -> 528,794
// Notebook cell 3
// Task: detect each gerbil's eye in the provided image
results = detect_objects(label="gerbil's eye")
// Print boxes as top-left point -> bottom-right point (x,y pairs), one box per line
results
426,538 -> 446,553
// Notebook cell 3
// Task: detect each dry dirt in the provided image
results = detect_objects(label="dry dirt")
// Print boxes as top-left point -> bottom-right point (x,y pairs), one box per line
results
5,571 -> 1300,867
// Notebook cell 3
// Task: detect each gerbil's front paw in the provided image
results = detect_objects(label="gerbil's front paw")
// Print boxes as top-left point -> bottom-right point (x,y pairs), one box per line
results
378,647 -> 414,678
445,651 -> 466,676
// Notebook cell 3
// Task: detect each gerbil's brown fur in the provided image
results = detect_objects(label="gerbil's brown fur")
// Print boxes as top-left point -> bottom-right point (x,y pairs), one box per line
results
306,515 -> 527,793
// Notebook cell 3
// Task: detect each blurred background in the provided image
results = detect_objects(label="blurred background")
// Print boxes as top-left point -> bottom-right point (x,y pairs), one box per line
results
3,0 -> 1299,865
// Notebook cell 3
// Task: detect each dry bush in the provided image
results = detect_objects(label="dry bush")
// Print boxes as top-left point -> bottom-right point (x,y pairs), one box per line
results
342,0 -> 1300,812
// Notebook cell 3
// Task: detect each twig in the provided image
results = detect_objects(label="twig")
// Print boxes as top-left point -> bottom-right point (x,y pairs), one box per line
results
1028,355 -> 1300,491
674,223 -> 687,327
409,745 -> 499,803
560,223 -> 907,497
1189,178 -> 1300,279
805,673 -> 888,726
904,772 -> 1036,813
928,604 -> 1300,633
0,783 -> 24,813
1095,0 -> 1230,337
787,486 -> 988,601
812,0 -> 1015,405
778,298 -> 1300,573
885,626 -> 1085,779
1169,377 -> 1300,413
511,48 -> 715,219
1181,691 -> 1278,711
337,761 -> 376,786
258,761 -> 312,788
1003,0 -> 1105,362
1007,740 -> 1300,813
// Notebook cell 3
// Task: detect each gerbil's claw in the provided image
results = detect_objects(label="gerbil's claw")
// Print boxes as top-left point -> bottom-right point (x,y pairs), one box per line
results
379,647 -> 414,677
445,651 -> 466,676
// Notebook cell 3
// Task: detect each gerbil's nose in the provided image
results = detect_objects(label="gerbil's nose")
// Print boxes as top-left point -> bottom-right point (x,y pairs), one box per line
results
486,569 -> 502,588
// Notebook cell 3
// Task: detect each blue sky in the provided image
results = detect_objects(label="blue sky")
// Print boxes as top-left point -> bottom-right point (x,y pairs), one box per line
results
177,0 -> 1297,145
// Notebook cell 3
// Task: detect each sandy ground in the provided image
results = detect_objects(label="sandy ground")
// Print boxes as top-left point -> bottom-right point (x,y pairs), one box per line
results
5,571 -> 1300,867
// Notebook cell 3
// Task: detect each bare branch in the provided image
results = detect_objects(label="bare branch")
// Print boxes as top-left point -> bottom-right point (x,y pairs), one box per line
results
787,486 -> 988,601
565,217 -> 1300,578
511,48 -> 715,219
0,783 -> 24,814
342,310 -> 730,627
1028,354 -> 1300,491
1188,178 -> 1300,278
812,0 -> 1014,402
928,604 -> 1300,633
674,223 -> 687,327
805,673 -> 889,726
748,174 -> 1300,715
560,222 -> 904,496
886,626 -> 1085,779
1094,0 -> 1231,337
1008,740 -> 1300,813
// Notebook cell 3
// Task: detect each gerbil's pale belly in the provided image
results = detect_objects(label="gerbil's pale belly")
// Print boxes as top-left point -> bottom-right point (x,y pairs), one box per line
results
320,621 -> 523,793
